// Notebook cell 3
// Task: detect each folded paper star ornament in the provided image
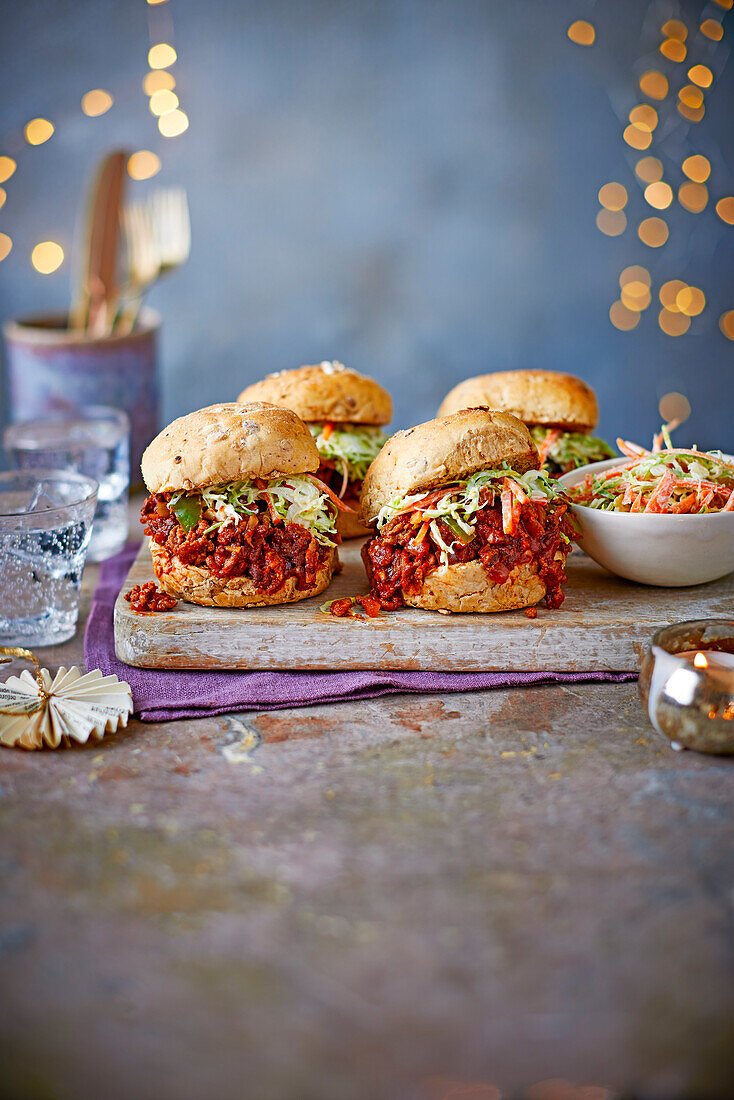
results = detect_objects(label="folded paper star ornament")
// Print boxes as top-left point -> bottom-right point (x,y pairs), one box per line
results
0,649 -> 133,750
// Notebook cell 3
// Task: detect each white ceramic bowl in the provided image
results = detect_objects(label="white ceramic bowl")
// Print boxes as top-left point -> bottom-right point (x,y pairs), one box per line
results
559,456 -> 734,587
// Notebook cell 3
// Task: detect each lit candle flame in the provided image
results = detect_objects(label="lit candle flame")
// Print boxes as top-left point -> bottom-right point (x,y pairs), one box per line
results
694,652 -> 708,669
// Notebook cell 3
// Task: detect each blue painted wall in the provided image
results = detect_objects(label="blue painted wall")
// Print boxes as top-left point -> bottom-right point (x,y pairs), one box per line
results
1,0 -> 732,452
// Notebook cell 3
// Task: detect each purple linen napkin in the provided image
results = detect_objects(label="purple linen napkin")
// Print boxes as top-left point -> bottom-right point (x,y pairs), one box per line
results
85,544 -> 637,721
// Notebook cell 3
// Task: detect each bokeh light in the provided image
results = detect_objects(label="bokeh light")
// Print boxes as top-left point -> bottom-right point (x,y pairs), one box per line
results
682,155 -> 710,182
623,125 -> 651,150
567,20 -> 595,45
678,85 -> 704,109
0,188 -> 5,210
714,0 -> 733,8
147,0 -> 170,4
610,301 -> 640,330
660,38 -> 686,62
31,241 -> 64,274
660,280 -> 687,312
24,118 -> 54,145
0,232 -> 12,262
659,392 -> 691,423
0,156 -> 16,183
127,150 -> 162,181
700,19 -> 724,41
662,19 -> 687,40
659,309 -> 690,336
720,311 -> 734,340
81,89 -> 113,117
629,104 -> 658,132
158,109 -> 189,137
598,183 -> 627,210
596,210 -> 626,236
688,65 -> 713,88
638,217 -> 668,247
639,70 -> 668,99
621,282 -> 652,311
715,197 -> 734,224
620,265 -> 651,289
644,181 -> 673,209
677,101 -> 705,123
635,156 -> 663,183
676,286 -> 706,316
143,70 -> 176,95
149,89 -> 179,116
148,43 -> 177,69
678,182 -> 708,212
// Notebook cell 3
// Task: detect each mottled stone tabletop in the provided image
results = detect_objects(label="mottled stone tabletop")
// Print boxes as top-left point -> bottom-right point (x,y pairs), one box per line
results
1,503 -> 732,1100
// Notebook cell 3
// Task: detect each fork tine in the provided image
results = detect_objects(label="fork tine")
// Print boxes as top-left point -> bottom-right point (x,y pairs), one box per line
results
149,186 -> 191,267
122,201 -> 159,285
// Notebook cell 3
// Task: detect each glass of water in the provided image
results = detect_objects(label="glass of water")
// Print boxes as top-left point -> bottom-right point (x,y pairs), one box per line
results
4,406 -> 129,561
0,469 -> 97,647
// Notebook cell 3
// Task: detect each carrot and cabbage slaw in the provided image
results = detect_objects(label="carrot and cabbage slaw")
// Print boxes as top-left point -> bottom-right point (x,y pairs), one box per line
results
375,465 -> 569,572
568,424 -> 734,515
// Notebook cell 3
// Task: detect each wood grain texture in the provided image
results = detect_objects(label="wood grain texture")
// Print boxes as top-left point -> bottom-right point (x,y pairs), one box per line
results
72,150 -> 127,335
113,540 -> 734,672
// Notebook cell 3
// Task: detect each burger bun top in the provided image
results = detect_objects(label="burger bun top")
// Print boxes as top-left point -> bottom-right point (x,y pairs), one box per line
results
141,402 -> 320,493
237,361 -> 392,425
438,369 -> 598,431
360,407 -> 539,523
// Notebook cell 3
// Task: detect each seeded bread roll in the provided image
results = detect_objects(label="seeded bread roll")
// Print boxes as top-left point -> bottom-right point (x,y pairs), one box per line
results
141,402 -> 319,493
150,543 -> 337,608
403,559 -> 547,613
237,362 -> 392,425
337,510 -> 371,540
438,370 -> 599,432
360,408 -> 539,524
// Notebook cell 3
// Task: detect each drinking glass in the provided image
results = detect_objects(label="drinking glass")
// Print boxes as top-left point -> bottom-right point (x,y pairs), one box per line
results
0,469 -> 98,646
4,406 -> 129,560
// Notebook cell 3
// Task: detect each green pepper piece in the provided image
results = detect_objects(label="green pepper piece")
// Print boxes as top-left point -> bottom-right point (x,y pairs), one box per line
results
171,495 -> 202,532
442,516 -> 474,544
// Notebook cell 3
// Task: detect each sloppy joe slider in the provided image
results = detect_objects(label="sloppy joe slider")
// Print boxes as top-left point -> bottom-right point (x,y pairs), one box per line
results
140,403 -> 349,607
438,369 -> 615,476
360,408 -> 574,613
238,361 -> 391,537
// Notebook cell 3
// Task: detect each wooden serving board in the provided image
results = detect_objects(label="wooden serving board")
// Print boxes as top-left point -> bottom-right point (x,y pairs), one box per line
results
113,541 -> 734,672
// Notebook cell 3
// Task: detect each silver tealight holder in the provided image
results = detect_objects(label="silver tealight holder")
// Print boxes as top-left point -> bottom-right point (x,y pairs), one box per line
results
639,619 -> 734,754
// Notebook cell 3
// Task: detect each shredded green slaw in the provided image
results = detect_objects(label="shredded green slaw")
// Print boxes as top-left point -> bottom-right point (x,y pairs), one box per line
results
569,448 -> 734,514
170,476 -> 339,547
530,426 -> 615,472
309,423 -> 388,483
375,464 -> 568,571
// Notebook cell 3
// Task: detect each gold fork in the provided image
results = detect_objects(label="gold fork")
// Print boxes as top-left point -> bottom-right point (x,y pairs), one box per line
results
117,187 -> 191,333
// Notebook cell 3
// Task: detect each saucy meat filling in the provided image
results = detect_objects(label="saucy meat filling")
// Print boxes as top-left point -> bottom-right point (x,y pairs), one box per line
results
125,582 -> 178,612
316,458 -> 362,510
141,493 -> 332,595
363,493 -> 573,611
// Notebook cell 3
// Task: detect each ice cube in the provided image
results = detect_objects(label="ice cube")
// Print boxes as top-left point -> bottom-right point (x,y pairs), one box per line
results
23,482 -> 45,513
33,485 -> 68,511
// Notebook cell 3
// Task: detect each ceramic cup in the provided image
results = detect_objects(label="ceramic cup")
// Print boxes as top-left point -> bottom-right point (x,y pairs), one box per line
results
3,308 -> 160,487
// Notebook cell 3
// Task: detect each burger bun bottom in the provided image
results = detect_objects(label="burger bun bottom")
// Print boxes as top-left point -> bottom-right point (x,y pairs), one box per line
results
150,541 -> 337,608
337,509 -> 370,539
403,559 -> 546,613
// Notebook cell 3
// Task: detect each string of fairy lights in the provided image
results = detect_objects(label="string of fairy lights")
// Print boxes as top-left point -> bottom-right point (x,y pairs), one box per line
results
568,1 -> 734,343
1,0 -> 731,356
0,0 -> 186,277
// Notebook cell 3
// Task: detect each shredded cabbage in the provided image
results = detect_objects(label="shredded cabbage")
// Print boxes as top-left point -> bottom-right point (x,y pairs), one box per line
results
570,447 -> 734,514
310,424 -> 388,483
171,476 -> 339,547
375,465 -> 567,572
530,426 -> 615,471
